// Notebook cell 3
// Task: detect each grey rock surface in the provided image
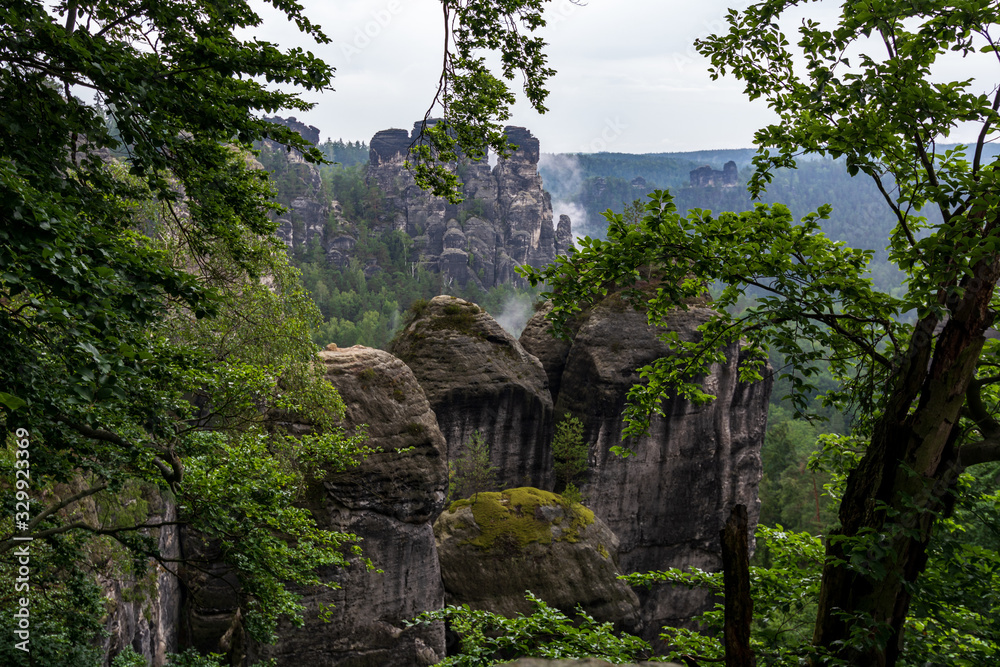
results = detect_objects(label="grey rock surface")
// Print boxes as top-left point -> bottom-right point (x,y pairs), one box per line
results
391,296 -> 554,490
182,346 -> 449,667
435,488 -> 642,633
367,123 -> 569,288
254,346 -> 449,666
520,295 -> 771,642
97,487 -> 181,666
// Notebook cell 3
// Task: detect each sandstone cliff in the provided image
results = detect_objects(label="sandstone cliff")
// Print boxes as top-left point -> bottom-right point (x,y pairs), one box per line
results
98,488 -> 181,666
259,116 -> 333,254
256,346 -> 449,666
180,346 -> 450,667
519,296 -> 771,641
390,295 -> 554,490
368,122 -> 571,289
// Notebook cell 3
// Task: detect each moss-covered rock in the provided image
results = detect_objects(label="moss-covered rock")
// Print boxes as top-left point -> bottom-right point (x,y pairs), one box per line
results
435,487 -> 641,634
448,487 -> 594,550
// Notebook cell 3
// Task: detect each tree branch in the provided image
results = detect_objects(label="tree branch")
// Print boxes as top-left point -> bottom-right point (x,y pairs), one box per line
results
960,439 -> 1000,466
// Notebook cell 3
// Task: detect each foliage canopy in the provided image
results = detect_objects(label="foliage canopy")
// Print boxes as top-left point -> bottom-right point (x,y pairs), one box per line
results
522,0 -> 1000,663
0,0 -> 371,656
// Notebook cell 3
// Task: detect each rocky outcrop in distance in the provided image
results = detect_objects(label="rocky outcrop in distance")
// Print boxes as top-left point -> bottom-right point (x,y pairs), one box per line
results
259,116 -> 333,253
689,160 -> 739,187
519,295 -> 771,644
262,117 -> 571,290
368,122 -> 572,289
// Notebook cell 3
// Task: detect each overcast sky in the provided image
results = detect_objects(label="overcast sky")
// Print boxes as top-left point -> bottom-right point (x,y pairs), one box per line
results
246,0 -> 994,155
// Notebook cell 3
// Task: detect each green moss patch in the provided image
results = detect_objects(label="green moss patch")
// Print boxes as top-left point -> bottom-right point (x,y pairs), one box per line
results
428,302 -> 485,339
449,487 -> 595,551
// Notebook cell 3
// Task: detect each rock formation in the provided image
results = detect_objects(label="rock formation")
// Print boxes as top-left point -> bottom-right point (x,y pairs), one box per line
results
181,346 -> 450,667
264,115 -> 322,147
93,290 -> 770,664
367,122 -> 572,288
256,346 -> 449,666
98,489 -> 181,665
390,295 -> 554,490
435,487 -> 642,633
259,116 -> 334,255
519,295 -> 771,642
689,160 -> 739,188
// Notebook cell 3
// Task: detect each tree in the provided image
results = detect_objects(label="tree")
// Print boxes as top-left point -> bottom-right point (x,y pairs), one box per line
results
552,413 -> 588,494
522,1 -> 1000,664
410,0 -> 568,200
449,430 -> 499,501
0,0 -> 366,655
0,0 -> 580,661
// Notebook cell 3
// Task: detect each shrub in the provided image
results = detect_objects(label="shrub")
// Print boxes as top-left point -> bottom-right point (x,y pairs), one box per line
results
449,430 -> 499,501
407,591 -> 650,665
553,413 -> 588,491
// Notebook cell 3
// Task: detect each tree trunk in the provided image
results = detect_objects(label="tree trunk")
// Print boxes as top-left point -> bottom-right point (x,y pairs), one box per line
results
722,504 -> 755,667
812,255 -> 1000,665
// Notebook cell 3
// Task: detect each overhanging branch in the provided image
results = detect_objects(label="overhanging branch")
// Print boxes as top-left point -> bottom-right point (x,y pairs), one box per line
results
960,439 -> 1000,466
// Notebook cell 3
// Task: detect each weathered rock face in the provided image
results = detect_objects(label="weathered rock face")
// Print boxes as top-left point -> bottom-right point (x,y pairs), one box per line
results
98,489 -> 181,666
264,115 -> 322,147
181,346 -> 450,667
689,160 -> 739,188
390,296 -> 554,490
259,116 -> 334,255
367,123 -> 571,288
519,296 -> 771,641
253,346 -> 450,666
435,488 -> 642,633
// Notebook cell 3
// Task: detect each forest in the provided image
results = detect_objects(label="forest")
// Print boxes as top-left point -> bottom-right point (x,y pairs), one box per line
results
4,0 -> 1000,666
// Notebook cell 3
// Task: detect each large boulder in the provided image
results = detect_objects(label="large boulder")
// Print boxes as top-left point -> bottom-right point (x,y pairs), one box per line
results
435,488 -> 641,633
520,296 -> 771,641
237,346 -> 449,666
391,296 -> 554,490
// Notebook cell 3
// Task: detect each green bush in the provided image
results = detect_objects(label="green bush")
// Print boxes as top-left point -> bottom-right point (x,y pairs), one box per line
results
449,430 -> 499,501
407,591 -> 650,666
552,413 -> 588,491
111,647 -> 147,667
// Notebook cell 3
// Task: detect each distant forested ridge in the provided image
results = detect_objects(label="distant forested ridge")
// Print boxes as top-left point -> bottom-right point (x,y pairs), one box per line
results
540,146 -> 1000,295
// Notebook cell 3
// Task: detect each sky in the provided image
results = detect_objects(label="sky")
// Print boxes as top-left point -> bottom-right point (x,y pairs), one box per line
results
246,0 -> 995,155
